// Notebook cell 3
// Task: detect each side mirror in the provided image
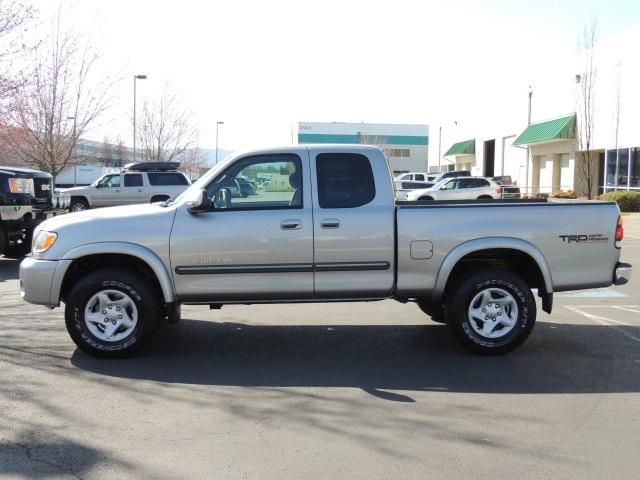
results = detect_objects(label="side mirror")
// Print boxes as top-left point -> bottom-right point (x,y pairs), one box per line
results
187,189 -> 212,213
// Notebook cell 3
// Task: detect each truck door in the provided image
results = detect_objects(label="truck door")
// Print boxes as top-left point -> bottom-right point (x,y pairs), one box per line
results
311,150 -> 395,298
170,152 -> 314,302
121,173 -> 147,204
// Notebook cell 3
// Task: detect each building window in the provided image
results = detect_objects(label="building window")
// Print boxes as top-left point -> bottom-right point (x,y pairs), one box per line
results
604,147 -> 640,191
384,148 -> 411,158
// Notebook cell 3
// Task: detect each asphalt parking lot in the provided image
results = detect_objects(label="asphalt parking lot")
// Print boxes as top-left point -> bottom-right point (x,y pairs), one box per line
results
1,214 -> 639,479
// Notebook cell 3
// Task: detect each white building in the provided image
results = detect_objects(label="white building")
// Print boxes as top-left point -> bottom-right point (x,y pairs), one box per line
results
437,25 -> 640,197
297,122 -> 429,175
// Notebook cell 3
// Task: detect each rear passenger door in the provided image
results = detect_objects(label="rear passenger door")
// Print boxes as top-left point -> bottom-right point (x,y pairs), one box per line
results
121,173 -> 146,204
311,150 -> 395,298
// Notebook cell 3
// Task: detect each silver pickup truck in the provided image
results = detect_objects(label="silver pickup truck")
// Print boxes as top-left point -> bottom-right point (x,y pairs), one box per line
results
19,145 -> 632,358
60,162 -> 191,212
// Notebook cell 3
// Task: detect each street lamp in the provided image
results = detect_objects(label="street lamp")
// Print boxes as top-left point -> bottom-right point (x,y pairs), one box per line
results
215,121 -> 224,163
133,74 -> 147,162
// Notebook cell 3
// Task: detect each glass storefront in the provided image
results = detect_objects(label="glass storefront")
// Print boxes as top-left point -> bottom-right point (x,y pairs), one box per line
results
604,147 -> 640,192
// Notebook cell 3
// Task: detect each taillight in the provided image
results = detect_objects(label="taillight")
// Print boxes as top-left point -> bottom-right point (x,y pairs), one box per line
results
496,187 -> 502,194
615,216 -> 624,248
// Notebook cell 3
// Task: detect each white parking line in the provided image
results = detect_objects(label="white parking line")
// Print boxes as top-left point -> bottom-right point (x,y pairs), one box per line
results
565,306 -> 640,344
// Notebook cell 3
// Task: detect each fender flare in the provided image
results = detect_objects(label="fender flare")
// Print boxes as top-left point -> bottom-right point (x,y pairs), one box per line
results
431,237 -> 553,302
52,242 -> 177,304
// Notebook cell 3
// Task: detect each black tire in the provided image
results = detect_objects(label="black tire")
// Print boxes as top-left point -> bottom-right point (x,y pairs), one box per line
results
240,190 -> 249,198
417,300 -> 446,323
0,227 -> 6,256
69,198 -> 89,212
65,267 -> 162,358
2,227 -> 34,258
150,196 -> 169,203
445,268 -> 536,355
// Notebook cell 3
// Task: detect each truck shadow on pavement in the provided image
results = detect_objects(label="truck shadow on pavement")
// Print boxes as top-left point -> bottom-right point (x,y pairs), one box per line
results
71,318 -> 640,398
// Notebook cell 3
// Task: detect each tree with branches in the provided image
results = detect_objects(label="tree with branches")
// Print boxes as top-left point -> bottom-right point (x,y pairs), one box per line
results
575,16 -> 598,199
136,80 -> 203,165
1,2 -> 118,180
0,0 -> 37,100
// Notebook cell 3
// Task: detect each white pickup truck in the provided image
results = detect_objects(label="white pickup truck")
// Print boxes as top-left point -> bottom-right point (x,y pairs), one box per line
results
60,162 -> 191,212
19,145 -> 632,358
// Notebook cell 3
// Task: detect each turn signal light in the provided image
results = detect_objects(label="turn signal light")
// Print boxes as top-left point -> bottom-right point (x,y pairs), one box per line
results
615,216 -> 624,248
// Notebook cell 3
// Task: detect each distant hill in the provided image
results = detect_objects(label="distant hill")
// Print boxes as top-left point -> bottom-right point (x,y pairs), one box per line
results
201,148 -> 235,167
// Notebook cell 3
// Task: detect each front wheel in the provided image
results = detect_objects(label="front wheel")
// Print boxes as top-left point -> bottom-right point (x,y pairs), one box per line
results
65,267 -> 162,358
69,198 -> 89,212
445,268 -> 536,355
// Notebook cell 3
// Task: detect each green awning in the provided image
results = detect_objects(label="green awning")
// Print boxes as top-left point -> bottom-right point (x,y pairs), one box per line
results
513,113 -> 576,146
444,138 -> 475,156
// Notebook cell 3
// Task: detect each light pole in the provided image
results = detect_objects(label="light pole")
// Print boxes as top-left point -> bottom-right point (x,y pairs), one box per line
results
133,74 -> 147,162
215,121 -> 224,163
526,85 -> 533,194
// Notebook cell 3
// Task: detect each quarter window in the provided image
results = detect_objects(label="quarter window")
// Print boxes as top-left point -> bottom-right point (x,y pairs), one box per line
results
316,153 -> 376,209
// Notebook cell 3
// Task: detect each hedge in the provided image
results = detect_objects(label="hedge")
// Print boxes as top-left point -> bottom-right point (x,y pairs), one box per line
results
599,190 -> 640,212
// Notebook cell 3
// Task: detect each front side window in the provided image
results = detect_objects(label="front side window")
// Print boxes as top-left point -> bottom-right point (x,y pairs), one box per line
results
316,153 -> 376,209
205,154 -> 302,210
98,174 -> 120,187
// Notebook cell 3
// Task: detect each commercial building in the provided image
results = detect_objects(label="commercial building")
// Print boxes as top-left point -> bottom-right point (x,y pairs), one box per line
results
297,122 -> 429,175
438,25 -> 640,197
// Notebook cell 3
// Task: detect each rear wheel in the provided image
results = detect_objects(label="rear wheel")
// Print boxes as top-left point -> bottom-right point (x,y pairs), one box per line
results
445,268 -> 536,355
65,267 -> 162,358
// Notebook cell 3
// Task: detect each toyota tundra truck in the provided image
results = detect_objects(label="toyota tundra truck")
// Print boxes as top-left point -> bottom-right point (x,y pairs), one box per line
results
19,145 -> 632,358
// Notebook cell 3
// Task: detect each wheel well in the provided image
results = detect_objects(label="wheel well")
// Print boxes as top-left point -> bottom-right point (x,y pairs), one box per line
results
70,196 -> 89,204
443,248 -> 545,297
419,196 -> 434,201
60,253 -> 165,308
476,195 -> 493,199
150,195 -> 170,203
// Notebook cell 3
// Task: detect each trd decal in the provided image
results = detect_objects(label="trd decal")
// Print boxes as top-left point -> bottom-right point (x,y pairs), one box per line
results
559,234 -> 609,243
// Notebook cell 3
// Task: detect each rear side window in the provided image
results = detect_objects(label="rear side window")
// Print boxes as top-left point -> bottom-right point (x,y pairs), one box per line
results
124,174 -> 143,187
316,153 -> 376,209
147,172 -> 190,186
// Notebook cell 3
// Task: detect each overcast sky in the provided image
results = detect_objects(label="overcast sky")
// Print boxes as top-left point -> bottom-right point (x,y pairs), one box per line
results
30,0 -> 640,154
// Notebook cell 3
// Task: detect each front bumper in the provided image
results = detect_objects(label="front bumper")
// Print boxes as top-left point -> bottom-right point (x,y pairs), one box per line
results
614,262 -> 632,286
19,256 -> 73,308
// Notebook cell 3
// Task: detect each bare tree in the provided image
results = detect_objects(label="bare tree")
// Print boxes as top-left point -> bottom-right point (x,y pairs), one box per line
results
1,2 -> 118,179
356,126 -> 388,150
136,80 -> 201,163
179,147 -> 207,180
0,0 -> 37,99
575,15 -> 598,199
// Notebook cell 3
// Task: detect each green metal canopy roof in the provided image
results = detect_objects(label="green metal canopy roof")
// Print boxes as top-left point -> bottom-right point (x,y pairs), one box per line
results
444,138 -> 475,156
513,113 -> 576,146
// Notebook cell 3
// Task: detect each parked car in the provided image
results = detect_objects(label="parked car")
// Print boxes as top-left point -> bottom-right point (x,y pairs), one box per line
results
405,170 -> 472,190
405,176 -> 503,201
236,177 -> 256,197
61,162 -> 191,211
395,180 -> 436,200
491,176 -> 521,199
394,172 -> 434,182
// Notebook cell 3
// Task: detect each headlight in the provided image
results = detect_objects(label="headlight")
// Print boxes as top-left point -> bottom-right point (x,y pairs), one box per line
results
9,178 -> 35,195
33,231 -> 58,253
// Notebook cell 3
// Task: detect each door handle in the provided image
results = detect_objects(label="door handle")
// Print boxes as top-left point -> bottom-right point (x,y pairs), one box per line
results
281,219 -> 302,230
321,219 -> 340,228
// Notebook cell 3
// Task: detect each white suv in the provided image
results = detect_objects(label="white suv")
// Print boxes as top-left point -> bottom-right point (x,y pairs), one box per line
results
405,176 -> 503,201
